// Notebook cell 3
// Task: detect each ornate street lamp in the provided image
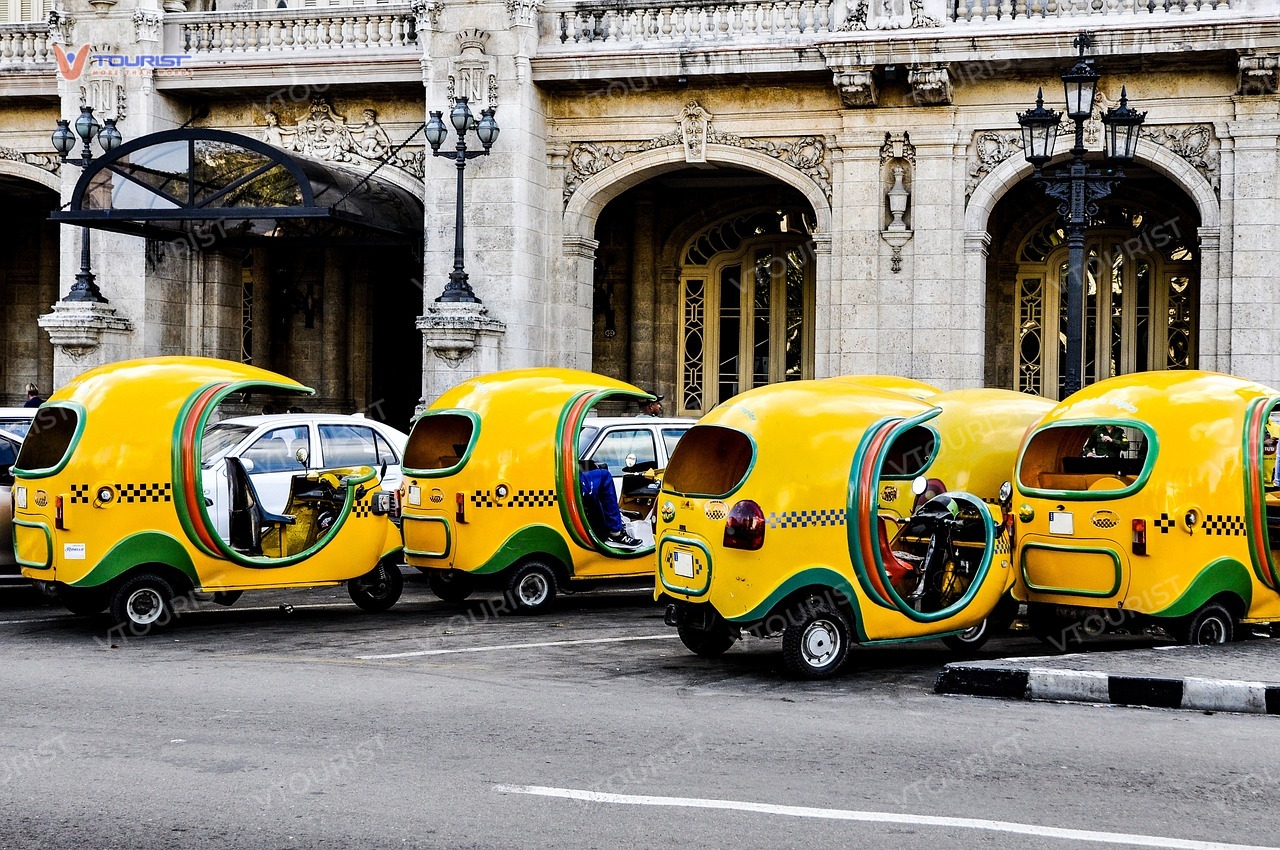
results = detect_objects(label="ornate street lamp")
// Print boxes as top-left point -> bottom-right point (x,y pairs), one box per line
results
50,106 -> 124,304
426,96 -> 500,304
1018,33 -> 1146,397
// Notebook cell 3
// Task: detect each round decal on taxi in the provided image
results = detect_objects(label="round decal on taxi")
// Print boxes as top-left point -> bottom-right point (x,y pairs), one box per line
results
429,488 -> 445,504
704,500 -> 728,521
34,490 -> 47,507
881,484 -> 899,502
660,500 -> 676,523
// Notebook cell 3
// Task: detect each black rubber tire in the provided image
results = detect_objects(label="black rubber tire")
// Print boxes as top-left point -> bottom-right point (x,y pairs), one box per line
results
781,598 -> 852,680
504,561 -> 557,615
108,573 -> 176,633
677,618 -> 737,658
427,570 -> 474,603
57,586 -> 107,617
1176,602 -> 1235,646
941,619 -> 993,655
347,559 -> 404,612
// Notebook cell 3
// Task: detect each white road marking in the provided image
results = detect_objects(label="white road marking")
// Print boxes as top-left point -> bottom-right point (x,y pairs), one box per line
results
0,602 -> 355,627
492,784 -> 1277,850
358,634 -> 677,660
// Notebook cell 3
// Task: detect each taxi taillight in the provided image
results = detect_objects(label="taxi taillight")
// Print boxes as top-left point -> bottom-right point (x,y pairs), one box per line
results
456,492 -> 466,523
55,495 -> 64,530
1132,518 -> 1147,556
724,500 -> 765,551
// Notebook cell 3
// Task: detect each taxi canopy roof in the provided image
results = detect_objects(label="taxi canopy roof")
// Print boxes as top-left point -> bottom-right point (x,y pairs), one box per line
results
1036,371 -> 1277,431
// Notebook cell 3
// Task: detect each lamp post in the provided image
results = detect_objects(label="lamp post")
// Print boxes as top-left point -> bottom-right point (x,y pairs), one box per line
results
425,96 -> 500,304
1017,33 -> 1145,397
51,105 -> 123,304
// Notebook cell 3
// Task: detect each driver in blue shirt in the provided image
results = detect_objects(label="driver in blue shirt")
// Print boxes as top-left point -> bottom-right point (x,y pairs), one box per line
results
579,459 -> 642,548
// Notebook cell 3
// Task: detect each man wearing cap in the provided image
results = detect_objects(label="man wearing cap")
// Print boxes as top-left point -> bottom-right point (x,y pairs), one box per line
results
637,393 -> 664,417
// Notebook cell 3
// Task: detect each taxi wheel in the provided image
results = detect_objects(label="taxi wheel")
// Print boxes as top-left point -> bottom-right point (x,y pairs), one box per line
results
1176,602 -> 1234,646
505,561 -> 557,615
109,573 -> 176,633
348,560 -> 404,613
428,570 -> 474,604
677,620 -> 737,658
941,619 -> 992,655
781,599 -> 851,680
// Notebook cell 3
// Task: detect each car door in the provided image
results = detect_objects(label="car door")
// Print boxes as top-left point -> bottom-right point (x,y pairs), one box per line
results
318,423 -> 383,482
371,428 -> 402,493
0,435 -> 19,569
239,425 -> 312,515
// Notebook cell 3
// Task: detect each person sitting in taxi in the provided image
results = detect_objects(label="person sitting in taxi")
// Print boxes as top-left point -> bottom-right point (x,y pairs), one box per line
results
579,459 -> 643,548
1084,424 -> 1128,459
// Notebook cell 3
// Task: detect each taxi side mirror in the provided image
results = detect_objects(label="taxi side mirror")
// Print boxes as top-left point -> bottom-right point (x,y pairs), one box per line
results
295,447 -> 309,466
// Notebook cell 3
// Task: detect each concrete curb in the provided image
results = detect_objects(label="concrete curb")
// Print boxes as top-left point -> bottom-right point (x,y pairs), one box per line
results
935,664 -> 1280,715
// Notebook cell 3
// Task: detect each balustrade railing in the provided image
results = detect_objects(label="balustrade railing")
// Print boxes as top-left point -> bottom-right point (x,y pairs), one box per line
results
951,0 -> 1239,24
552,1 -> 838,45
170,5 -> 418,55
0,23 -> 53,65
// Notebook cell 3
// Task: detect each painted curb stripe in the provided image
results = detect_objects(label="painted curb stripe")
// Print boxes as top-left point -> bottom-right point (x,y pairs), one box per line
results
492,784 -> 1279,850
937,664 -> 1280,715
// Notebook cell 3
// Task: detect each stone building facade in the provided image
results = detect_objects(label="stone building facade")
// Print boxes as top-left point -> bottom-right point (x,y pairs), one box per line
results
0,0 -> 1276,426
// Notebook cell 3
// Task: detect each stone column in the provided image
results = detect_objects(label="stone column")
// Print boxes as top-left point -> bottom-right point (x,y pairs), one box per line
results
831,131 -> 882,378
629,194 -> 657,390
1196,225 -> 1222,374
321,248 -> 349,410
1223,101 -> 1280,386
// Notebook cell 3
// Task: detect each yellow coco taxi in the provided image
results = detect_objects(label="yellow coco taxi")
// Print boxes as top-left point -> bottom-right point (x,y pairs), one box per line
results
655,381 -> 1053,678
400,368 -> 679,614
13,357 -> 401,631
1014,370 -> 1280,646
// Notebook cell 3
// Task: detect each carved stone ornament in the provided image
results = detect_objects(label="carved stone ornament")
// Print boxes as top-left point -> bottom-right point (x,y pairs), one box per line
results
840,0 -> 942,31
965,130 -> 1024,199
678,101 -> 710,164
909,64 -> 952,106
830,62 -> 877,108
46,9 -> 74,45
562,101 -> 833,205
879,131 -> 916,166
79,79 -> 127,122
416,301 -> 507,368
410,0 -> 444,32
447,29 -> 498,112
1143,124 -> 1220,195
1238,53 -> 1280,96
38,301 -> 133,360
505,0 -> 541,28
261,98 -> 426,180
0,146 -> 61,176
132,9 -> 163,43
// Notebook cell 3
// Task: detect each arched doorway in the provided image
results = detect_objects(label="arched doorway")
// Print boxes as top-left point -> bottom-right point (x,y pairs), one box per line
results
588,166 -> 819,417
986,169 -> 1201,399
0,174 -> 58,405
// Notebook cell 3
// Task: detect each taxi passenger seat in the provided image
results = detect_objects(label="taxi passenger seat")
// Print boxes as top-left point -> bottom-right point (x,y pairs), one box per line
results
226,456 -> 295,555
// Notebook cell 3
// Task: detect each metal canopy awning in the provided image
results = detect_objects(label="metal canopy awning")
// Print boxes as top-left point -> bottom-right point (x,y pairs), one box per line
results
51,128 -> 422,245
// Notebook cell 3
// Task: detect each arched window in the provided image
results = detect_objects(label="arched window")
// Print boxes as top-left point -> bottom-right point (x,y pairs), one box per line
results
1014,203 -> 1198,399
678,209 -> 815,415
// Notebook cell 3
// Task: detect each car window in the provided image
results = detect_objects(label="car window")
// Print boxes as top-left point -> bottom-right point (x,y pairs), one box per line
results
0,419 -> 30,439
201,423 -> 254,465
586,428 -> 657,475
241,426 -> 309,474
0,438 -> 17,480
374,431 -> 399,465
577,426 -> 599,456
320,424 -> 379,468
661,428 -> 689,461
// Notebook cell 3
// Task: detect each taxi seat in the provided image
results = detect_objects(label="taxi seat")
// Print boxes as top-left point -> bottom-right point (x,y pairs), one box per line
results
877,516 -> 918,589
227,456 -> 295,555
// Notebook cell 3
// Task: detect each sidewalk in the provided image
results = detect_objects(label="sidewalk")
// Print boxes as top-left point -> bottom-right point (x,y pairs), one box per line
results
935,638 -> 1280,715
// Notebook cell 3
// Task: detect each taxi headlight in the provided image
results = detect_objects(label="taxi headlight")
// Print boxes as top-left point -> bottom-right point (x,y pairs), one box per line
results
96,486 -> 115,505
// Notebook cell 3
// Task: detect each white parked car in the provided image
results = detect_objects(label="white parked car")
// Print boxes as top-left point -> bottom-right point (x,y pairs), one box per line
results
0,407 -> 36,439
577,416 -> 695,495
0,428 -> 24,578
200,414 -> 408,541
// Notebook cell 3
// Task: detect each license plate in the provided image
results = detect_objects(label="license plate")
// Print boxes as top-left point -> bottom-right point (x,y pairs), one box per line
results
671,550 -> 695,578
1048,511 -> 1074,535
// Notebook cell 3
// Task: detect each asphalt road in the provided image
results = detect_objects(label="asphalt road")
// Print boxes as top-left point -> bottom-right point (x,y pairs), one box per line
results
1,573 -> 1276,850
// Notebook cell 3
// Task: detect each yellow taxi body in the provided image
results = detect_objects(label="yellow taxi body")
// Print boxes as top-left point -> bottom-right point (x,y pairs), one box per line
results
13,357 -> 393,599
400,368 -> 658,588
1014,370 -> 1280,627
655,380 -> 1052,645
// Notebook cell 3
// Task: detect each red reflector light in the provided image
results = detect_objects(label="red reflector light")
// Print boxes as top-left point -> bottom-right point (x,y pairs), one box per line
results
456,492 -> 466,523
1132,518 -> 1147,556
724,500 -> 765,551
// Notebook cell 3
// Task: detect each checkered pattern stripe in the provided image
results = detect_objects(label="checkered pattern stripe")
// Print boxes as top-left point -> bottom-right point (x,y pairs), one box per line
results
69,483 -> 91,504
766,508 -> 846,529
1155,513 -> 1176,534
1201,514 -> 1246,537
470,489 -> 557,508
351,500 -> 374,518
994,532 -> 1011,555
1091,516 -> 1118,529
115,483 -> 172,503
